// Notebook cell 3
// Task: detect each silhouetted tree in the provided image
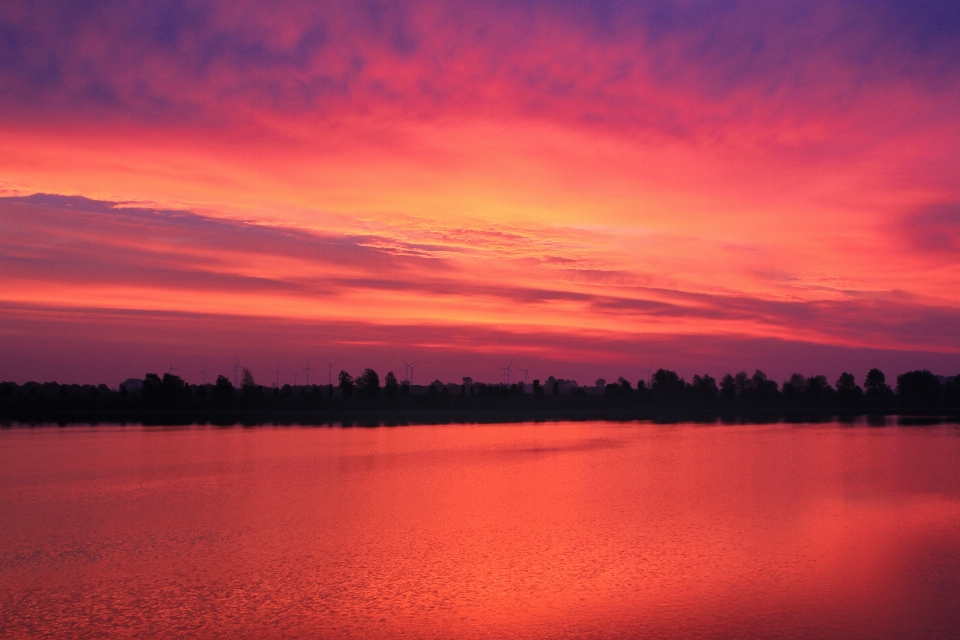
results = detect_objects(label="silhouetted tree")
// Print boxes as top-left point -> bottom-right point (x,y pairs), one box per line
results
338,370 -> 354,400
635,379 -> 650,401
836,372 -> 863,405
384,371 -> 399,399
750,370 -> 779,403
162,373 -> 188,402
690,374 -> 719,401
240,368 -> 258,402
532,379 -> 545,397
214,374 -> 234,402
782,374 -> 807,401
356,368 -> 381,399
803,375 -> 834,405
142,372 -> 188,404
601,377 -> 632,398
734,371 -> 753,397
720,374 -> 737,401
143,373 -> 162,401
896,370 -> 942,409
651,369 -> 685,399
864,368 -> 893,403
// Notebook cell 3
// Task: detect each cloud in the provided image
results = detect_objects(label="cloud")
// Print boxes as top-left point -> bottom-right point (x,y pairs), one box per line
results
901,202 -> 960,255
4,193 -> 960,372
2,0 -> 958,145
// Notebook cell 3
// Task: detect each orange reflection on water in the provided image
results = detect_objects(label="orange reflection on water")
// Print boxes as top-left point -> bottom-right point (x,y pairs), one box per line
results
1,422 -> 959,638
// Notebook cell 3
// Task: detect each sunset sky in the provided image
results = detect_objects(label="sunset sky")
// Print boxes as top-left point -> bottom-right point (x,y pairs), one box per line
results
2,0 -> 960,386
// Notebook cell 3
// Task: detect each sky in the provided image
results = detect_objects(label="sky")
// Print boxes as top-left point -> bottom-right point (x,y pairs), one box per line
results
2,0 -> 960,386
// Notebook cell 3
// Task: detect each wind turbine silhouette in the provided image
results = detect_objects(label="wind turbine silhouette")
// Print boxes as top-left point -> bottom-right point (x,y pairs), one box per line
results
198,366 -> 207,385
303,359 -> 315,386
518,365 -> 532,384
274,364 -> 282,388
233,358 -> 242,387
501,360 -> 514,385
402,360 -> 420,385
293,368 -> 300,386
324,360 -> 337,385
167,360 -> 178,375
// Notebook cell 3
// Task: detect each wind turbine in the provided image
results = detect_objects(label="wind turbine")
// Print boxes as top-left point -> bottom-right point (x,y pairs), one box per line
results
501,360 -> 514,385
167,360 -> 178,375
518,365 -> 532,384
293,368 -> 300,386
324,360 -> 338,385
303,359 -> 316,386
274,364 -> 282,389
233,358 -> 242,387
198,366 -> 207,385
402,361 -> 420,385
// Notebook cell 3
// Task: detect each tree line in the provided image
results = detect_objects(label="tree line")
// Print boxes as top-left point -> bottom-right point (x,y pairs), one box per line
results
2,366 -> 959,423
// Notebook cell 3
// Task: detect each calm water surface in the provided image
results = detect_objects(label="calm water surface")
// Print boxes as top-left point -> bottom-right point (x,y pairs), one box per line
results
2,422 -> 960,639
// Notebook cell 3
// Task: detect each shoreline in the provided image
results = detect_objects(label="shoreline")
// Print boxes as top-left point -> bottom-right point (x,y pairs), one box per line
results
3,406 -> 958,427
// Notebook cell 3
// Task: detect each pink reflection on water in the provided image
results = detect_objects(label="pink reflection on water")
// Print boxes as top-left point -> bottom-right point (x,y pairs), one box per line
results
1,423 -> 959,638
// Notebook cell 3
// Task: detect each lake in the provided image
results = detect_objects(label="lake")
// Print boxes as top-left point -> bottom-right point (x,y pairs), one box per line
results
2,421 -> 959,638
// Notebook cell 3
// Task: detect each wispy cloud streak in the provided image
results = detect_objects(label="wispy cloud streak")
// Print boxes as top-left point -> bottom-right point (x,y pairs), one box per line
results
3,195 -> 960,378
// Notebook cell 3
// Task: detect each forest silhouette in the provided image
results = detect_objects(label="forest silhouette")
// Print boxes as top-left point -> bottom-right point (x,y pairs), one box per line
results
2,366 -> 960,426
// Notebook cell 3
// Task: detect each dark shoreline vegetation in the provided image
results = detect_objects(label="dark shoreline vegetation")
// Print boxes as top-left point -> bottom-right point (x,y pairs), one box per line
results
3,367 -> 960,427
